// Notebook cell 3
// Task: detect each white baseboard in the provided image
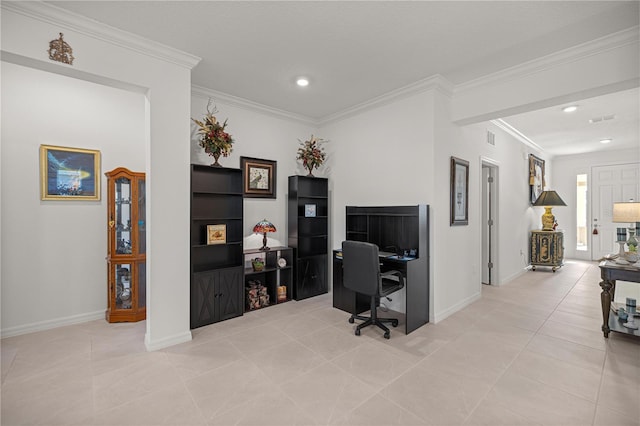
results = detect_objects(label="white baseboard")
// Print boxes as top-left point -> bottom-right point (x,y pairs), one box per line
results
1,310 -> 104,338
432,291 -> 482,323
145,330 -> 192,351
499,267 -> 531,286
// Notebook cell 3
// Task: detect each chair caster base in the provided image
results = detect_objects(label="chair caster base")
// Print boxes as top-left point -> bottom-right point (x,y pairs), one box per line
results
355,328 -> 361,336
348,317 -> 355,324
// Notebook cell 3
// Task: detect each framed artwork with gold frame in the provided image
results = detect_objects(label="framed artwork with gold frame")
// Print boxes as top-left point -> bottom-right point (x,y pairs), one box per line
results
529,154 -> 545,204
206,224 -> 227,245
39,144 -> 101,200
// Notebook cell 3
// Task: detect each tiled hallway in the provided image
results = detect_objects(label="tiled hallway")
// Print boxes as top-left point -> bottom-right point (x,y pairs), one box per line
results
2,260 -> 639,425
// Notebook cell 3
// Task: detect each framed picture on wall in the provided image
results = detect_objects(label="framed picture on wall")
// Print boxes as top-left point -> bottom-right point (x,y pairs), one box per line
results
39,144 -> 101,200
529,154 -> 545,204
450,156 -> 469,226
241,156 -> 277,198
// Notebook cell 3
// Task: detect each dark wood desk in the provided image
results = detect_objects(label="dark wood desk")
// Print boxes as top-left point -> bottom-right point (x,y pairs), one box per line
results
598,260 -> 640,338
333,251 -> 429,334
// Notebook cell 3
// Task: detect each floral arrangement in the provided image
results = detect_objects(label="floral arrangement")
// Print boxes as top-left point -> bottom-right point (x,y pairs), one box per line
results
296,135 -> 327,177
192,100 -> 234,166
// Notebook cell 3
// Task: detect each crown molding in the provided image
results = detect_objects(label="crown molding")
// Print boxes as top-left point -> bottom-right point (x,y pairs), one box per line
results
192,85 -> 318,126
491,118 -> 545,154
192,74 -> 454,127
456,26 -> 639,94
319,74 -> 454,125
2,1 -> 201,69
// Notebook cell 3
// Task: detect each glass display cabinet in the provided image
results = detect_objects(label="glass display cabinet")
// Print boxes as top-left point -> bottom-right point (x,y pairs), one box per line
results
105,167 -> 146,322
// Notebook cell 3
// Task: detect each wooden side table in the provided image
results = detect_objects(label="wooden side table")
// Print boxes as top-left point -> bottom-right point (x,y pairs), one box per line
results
598,261 -> 640,338
530,230 -> 564,272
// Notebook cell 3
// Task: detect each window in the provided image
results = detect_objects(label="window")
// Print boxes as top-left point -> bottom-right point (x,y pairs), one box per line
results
576,174 -> 588,251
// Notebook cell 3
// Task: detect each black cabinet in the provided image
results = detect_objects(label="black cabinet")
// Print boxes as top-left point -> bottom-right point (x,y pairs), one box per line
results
288,176 -> 329,300
295,255 -> 328,300
190,165 -> 244,329
191,267 -> 244,327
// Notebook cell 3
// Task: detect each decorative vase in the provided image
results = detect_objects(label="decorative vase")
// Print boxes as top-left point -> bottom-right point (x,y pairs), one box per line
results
306,165 -> 314,177
211,152 -> 221,167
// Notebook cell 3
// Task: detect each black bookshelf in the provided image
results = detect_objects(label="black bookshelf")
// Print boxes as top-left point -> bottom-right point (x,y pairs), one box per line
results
288,176 -> 329,300
190,165 -> 244,329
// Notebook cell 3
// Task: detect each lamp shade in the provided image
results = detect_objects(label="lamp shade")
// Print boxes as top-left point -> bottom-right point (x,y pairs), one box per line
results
253,219 -> 276,251
532,190 -> 567,207
253,219 -> 276,234
612,202 -> 640,223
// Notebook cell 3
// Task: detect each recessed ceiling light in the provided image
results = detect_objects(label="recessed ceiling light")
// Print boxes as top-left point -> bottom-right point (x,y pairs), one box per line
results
600,138 -> 612,144
562,105 -> 578,113
296,78 -> 309,87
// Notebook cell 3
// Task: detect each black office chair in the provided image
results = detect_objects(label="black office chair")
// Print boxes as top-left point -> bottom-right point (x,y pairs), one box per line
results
342,240 -> 405,339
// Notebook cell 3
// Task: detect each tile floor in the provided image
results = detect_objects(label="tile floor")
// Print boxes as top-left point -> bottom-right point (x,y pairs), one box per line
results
2,260 -> 639,425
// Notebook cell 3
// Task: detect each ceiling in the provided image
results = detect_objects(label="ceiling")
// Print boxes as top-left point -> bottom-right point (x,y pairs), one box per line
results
501,87 -> 639,157
45,1 -> 640,156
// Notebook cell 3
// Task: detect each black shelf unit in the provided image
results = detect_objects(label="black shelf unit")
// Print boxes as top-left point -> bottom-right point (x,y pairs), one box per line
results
288,176 -> 329,300
243,247 -> 294,311
190,165 -> 244,329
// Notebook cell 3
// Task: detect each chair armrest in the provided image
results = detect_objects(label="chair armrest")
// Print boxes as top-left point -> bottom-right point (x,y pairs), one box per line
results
380,270 -> 405,290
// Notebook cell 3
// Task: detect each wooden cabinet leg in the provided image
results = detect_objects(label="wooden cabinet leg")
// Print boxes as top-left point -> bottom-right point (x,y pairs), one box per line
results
599,279 -> 614,338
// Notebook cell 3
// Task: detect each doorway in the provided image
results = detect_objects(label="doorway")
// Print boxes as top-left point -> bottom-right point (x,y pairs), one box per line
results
481,159 -> 499,285
591,162 -> 640,260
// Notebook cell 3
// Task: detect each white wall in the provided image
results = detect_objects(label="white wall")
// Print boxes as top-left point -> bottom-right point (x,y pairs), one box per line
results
322,89 -> 436,316
190,93 -> 318,247
320,87 -> 551,322
2,2 -> 637,343
458,123 -> 549,284
2,3 -> 198,350
552,148 -> 640,260
1,62 -> 145,335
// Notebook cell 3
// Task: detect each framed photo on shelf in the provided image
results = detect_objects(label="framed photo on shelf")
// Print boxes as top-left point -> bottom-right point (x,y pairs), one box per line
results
39,144 -> 101,200
529,154 -> 545,204
241,156 -> 277,198
206,224 -> 226,245
304,204 -> 317,217
450,156 -> 469,226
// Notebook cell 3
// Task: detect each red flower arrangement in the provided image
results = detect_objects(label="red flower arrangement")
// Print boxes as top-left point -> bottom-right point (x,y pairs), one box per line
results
192,100 -> 234,167
296,135 -> 327,177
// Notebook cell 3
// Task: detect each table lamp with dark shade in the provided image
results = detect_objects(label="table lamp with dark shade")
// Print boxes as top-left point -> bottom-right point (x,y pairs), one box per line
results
532,190 -> 567,231
613,201 -> 640,250
253,219 -> 276,251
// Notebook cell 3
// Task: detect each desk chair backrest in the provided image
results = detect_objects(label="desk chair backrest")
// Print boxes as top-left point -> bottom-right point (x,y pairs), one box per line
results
342,240 -> 380,297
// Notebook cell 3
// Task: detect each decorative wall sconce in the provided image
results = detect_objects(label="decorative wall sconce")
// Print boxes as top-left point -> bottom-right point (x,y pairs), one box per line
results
48,33 -> 74,65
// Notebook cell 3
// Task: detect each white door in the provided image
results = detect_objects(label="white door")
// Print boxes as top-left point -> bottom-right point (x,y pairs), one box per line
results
591,163 -> 640,260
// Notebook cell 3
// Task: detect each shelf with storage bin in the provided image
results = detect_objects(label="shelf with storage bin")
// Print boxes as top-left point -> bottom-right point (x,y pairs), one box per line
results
243,246 -> 293,311
190,164 -> 244,329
